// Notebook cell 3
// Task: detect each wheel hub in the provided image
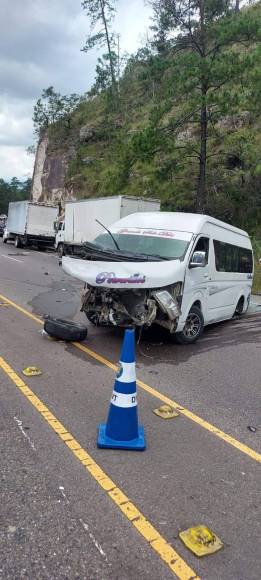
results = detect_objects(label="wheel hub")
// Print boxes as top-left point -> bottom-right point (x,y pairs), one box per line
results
184,313 -> 201,338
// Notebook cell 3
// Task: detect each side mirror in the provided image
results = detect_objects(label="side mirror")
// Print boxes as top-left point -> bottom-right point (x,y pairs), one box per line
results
189,251 -> 207,268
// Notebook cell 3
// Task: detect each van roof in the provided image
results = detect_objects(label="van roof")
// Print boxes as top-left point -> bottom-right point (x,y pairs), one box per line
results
112,212 -> 249,238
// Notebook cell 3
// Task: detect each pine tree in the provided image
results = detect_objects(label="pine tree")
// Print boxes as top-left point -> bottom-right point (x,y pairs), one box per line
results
82,0 -> 118,96
150,0 -> 260,211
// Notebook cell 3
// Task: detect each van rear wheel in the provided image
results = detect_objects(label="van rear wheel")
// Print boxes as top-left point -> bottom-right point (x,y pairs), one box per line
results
174,305 -> 204,344
235,296 -> 245,316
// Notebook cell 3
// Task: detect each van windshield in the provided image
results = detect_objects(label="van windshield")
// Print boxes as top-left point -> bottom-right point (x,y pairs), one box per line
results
94,229 -> 191,260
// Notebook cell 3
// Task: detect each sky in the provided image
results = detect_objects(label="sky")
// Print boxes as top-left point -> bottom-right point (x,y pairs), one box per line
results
0,0 -> 152,181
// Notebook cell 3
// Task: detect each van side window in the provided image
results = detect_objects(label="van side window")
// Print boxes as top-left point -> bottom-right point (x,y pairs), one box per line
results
193,237 -> 209,263
213,240 -> 253,273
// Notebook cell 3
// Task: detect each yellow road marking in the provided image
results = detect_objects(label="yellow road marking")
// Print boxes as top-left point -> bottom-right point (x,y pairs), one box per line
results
1,292 -> 260,464
0,356 -> 199,580
0,294 -> 44,325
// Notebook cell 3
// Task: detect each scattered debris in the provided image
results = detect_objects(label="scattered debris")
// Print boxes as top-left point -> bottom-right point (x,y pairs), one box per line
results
59,486 -> 69,504
247,425 -> 257,433
179,525 -> 223,557
80,518 -> 108,561
14,416 -> 36,451
153,404 -> 179,420
7,525 -> 17,534
22,366 -> 42,377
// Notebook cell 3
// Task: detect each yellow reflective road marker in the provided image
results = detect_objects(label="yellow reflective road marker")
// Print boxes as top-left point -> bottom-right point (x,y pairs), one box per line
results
153,404 -> 179,419
1,292 -> 261,464
0,356 -> 199,580
23,366 -> 42,377
179,525 -> 223,558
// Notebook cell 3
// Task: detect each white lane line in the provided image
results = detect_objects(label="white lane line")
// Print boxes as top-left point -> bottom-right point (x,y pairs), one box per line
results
1,254 -> 23,263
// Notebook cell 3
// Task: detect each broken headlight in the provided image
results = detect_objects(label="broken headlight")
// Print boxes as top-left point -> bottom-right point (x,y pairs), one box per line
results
152,290 -> 181,321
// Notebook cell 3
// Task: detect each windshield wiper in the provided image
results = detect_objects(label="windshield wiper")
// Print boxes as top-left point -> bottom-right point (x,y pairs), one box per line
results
81,242 -> 171,262
95,219 -> 120,250
147,254 -> 171,261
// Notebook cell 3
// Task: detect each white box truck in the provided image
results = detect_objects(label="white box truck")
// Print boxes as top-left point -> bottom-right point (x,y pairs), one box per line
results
55,196 -> 160,258
4,201 -> 58,249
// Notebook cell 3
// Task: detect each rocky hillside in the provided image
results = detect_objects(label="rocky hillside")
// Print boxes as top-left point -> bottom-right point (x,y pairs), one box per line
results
31,2 -> 261,241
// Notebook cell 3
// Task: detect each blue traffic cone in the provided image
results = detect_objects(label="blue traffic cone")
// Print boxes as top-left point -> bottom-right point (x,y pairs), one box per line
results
97,328 -> 146,450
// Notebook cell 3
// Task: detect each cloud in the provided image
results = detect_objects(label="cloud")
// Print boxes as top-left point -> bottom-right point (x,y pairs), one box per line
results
0,0 -> 152,180
0,96 -> 34,147
0,146 -> 34,181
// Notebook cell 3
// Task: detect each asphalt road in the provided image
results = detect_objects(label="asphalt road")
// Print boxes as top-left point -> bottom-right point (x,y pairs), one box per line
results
0,242 -> 260,580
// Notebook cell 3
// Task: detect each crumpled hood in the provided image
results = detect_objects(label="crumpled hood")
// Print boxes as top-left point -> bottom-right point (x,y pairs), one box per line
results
62,256 -> 183,289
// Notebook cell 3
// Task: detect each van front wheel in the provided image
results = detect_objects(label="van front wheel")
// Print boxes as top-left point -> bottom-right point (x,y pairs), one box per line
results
174,306 -> 204,345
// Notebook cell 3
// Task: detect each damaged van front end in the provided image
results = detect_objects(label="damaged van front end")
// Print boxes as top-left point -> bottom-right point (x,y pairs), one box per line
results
62,223 -> 192,332
81,280 -> 183,331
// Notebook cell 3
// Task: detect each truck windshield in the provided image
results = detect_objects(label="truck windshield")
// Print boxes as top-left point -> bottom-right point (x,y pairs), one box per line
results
94,230 -> 191,260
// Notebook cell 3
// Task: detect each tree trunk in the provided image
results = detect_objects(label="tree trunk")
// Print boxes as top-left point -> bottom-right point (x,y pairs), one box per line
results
235,0 -> 240,12
100,0 -> 116,91
197,97 -> 207,212
196,0 -> 207,213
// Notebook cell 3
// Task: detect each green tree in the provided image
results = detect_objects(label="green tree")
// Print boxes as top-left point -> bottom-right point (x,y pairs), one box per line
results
82,0 -> 118,95
150,0 -> 260,211
33,87 -> 82,136
0,178 -> 32,214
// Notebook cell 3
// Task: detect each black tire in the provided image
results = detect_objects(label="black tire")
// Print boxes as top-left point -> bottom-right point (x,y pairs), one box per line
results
174,305 -> 204,344
57,243 -> 64,258
15,236 -> 22,248
3,238 -> 7,244
234,296 -> 244,316
44,317 -> 88,342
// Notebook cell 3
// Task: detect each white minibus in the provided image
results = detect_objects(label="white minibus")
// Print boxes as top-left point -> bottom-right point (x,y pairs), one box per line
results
63,212 -> 253,343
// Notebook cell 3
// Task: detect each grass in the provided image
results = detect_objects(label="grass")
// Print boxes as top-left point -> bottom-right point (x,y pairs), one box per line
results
253,259 -> 261,294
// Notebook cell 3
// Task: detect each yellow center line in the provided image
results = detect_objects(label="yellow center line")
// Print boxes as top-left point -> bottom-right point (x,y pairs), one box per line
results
0,356 -> 199,580
0,292 -> 260,464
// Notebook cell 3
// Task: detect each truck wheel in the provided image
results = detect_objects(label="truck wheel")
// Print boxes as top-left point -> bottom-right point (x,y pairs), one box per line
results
173,305 -> 204,345
44,317 -> 87,342
15,236 -> 22,248
3,238 -> 7,244
57,243 -> 64,258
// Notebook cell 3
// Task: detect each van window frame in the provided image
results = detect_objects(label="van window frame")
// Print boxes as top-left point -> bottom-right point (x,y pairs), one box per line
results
213,239 -> 253,273
189,235 -> 210,267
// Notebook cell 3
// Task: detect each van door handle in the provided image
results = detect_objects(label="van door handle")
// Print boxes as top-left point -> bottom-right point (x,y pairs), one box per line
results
204,273 -> 209,278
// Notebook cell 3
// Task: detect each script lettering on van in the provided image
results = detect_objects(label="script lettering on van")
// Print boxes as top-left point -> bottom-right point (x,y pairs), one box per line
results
118,228 -> 176,239
96,272 -> 146,284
